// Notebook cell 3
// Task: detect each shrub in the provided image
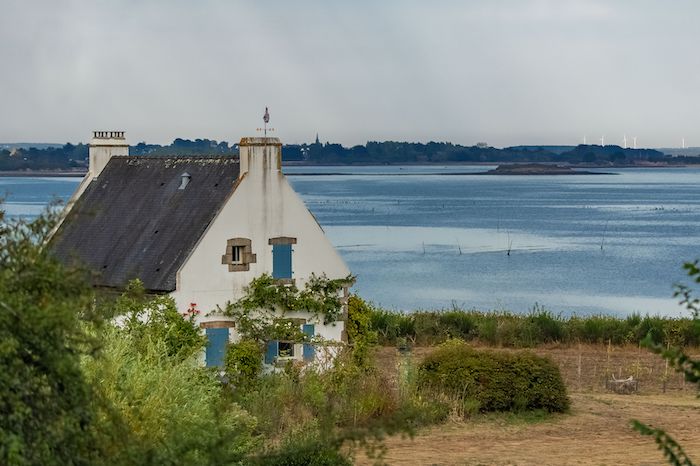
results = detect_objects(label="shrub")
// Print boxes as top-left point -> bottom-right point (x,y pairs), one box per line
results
439,310 -> 478,340
250,431 -> 352,466
347,295 -> 378,368
417,340 -> 570,414
83,328 -> 256,465
527,306 -> 566,344
117,281 -> 206,360
224,339 -> 263,390
0,208 -> 103,465
369,307 -> 700,348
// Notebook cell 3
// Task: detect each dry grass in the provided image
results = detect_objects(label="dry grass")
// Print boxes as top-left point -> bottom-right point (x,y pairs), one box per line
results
356,345 -> 700,465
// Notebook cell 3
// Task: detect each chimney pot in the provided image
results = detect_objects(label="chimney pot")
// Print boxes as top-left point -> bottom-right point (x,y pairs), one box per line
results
89,130 -> 129,178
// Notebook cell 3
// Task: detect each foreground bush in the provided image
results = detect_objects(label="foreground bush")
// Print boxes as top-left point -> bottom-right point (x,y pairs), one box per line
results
83,328 -> 257,466
418,340 -> 570,413
0,209 -> 103,465
249,431 -> 352,466
225,338 -> 264,390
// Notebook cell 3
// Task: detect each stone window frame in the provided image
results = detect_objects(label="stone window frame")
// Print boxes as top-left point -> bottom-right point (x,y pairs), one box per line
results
221,238 -> 256,272
269,236 -> 297,284
268,236 -> 297,246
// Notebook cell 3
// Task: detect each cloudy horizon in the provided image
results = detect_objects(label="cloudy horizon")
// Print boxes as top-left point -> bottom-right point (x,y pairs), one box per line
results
1,0 -> 698,148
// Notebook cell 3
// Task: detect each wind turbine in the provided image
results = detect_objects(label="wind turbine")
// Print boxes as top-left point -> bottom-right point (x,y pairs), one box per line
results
682,137 -> 686,149
623,134 -> 627,149
583,135 -> 587,145
632,137 -> 637,149
600,135 -> 605,147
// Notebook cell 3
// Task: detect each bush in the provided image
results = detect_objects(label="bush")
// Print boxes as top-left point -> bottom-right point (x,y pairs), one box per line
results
117,281 -> 206,360
83,328 -> 256,466
417,340 -> 570,414
250,431 -> 352,466
369,307 -> 700,348
347,295 -> 378,368
225,339 -> 263,390
0,209 -> 103,465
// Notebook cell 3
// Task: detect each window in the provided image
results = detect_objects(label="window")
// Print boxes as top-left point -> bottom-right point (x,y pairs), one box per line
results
231,246 -> 244,265
264,322 -> 315,365
302,324 -> 315,362
269,236 -> 296,280
205,327 -> 229,367
222,238 -> 255,271
278,342 -> 294,358
272,244 -> 292,279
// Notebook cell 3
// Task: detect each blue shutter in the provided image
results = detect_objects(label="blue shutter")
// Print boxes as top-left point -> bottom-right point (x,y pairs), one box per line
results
265,340 -> 279,364
205,328 -> 229,367
302,324 -> 315,362
272,244 -> 292,279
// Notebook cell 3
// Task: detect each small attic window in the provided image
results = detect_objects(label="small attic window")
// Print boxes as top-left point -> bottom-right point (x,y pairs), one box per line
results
178,172 -> 191,190
231,246 -> 244,265
222,238 -> 256,271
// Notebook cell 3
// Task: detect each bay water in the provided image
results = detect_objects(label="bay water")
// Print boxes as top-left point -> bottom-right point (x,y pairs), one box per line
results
2,166 -> 699,316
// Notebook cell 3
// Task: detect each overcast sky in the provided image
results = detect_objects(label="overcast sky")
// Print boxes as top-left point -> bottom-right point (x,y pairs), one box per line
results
1,0 -> 699,147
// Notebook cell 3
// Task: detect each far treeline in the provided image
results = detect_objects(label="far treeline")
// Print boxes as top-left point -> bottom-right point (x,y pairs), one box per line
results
2,137 -> 700,171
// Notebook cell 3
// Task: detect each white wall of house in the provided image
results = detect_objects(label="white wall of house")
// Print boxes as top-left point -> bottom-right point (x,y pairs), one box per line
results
170,137 -> 351,343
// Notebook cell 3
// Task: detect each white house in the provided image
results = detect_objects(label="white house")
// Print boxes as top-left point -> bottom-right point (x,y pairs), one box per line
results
51,131 -> 351,367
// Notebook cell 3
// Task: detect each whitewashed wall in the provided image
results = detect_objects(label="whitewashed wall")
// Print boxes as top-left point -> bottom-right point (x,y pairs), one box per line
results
170,137 -> 350,342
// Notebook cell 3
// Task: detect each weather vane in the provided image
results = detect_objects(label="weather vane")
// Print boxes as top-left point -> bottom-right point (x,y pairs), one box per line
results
256,107 -> 275,136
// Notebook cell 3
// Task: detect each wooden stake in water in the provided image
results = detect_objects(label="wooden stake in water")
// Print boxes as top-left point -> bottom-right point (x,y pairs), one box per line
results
600,220 -> 609,251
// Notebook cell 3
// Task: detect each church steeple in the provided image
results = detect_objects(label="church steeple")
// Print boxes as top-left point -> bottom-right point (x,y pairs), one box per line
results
315,133 -> 320,145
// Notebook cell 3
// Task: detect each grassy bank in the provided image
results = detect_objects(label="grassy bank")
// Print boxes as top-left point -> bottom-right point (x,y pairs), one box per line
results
368,306 -> 700,348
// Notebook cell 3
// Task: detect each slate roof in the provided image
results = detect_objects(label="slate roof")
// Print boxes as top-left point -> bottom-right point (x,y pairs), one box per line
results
50,156 -> 240,292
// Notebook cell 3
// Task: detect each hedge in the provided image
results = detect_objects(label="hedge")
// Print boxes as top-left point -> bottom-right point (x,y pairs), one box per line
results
417,340 -> 570,413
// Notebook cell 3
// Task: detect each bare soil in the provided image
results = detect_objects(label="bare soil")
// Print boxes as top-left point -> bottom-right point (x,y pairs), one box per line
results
356,345 -> 700,466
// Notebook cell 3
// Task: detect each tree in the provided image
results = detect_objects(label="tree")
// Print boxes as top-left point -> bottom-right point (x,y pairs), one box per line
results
0,208 -> 103,465
632,260 -> 700,466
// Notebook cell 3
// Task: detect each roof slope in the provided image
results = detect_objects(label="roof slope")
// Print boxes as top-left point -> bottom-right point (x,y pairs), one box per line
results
50,156 -> 240,292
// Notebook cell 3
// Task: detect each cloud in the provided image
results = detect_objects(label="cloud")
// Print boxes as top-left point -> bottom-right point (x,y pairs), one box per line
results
0,0 -> 698,148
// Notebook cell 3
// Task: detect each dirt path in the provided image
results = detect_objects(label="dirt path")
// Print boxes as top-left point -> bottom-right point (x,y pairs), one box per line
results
356,346 -> 700,465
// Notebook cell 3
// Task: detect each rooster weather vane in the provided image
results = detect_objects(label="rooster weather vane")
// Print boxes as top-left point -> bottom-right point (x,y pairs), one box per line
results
257,107 -> 274,136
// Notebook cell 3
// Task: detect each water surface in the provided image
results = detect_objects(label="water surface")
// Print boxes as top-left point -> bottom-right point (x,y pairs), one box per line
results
2,166 -> 698,316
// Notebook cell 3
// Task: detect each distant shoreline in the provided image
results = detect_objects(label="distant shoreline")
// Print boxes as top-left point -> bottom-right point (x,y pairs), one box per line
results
0,162 -> 697,178
0,171 -> 86,178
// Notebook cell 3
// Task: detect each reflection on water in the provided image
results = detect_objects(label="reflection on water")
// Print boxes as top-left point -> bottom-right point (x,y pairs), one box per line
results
1,167 -> 699,316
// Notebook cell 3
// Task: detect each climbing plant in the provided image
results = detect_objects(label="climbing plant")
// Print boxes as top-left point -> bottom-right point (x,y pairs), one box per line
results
220,273 -> 355,343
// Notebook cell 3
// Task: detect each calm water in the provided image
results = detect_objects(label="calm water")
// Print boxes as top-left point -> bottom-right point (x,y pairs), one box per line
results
2,166 -> 699,316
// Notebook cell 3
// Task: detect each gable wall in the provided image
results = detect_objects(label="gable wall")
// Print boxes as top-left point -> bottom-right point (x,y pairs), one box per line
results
170,145 -> 350,340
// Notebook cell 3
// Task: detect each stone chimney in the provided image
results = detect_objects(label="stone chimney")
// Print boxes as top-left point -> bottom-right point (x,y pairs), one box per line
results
238,137 -> 282,179
89,131 -> 128,178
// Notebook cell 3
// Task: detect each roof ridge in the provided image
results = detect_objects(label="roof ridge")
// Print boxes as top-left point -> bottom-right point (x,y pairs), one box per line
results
113,155 -> 239,161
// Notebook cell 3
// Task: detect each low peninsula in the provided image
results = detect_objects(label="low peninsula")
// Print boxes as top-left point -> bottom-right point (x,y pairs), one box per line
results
481,163 -> 611,175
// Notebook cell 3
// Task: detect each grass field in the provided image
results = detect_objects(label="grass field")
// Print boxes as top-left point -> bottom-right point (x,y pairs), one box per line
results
356,345 -> 700,465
